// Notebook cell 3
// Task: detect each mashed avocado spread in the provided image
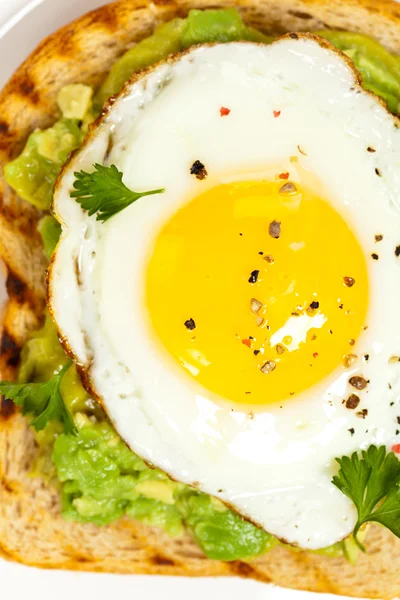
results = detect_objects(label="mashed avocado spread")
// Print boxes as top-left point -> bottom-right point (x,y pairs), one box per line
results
5,7 -> 398,561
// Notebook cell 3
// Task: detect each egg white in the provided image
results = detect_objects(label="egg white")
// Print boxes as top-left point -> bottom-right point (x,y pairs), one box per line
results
49,36 -> 400,549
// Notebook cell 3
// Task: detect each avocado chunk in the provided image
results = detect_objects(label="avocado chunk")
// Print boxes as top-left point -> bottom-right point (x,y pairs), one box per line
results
183,8 -> 243,47
37,215 -> 61,258
57,84 -> 93,120
175,490 -> 277,560
181,8 -> 272,48
18,313 -> 68,384
4,118 -> 83,210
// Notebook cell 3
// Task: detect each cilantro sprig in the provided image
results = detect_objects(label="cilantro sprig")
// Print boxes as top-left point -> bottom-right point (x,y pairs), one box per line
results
0,361 -> 77,435
333,445 -> 400,550
71,163 -> 165,222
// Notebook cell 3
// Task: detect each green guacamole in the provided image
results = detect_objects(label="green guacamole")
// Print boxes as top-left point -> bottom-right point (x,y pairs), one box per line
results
7,6 -> 398,562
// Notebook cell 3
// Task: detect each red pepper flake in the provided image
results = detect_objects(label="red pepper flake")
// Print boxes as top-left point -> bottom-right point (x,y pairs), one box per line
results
242,339 -> 251,348
220,106 -> 231,117
393,444 -> 400,454
273,110 -> 281,118
313,352 -> 319,358
279,172 -> 289,180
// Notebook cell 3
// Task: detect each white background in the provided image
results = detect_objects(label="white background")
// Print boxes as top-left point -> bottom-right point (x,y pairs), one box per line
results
0,1 -> 369,598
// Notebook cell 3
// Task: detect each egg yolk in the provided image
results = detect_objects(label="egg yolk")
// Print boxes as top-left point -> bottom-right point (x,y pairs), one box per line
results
146,180 -> 369,406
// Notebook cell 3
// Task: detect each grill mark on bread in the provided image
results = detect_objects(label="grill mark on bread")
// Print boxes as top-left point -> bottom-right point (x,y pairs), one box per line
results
55,29 -> 79,57
75,556 -> 91,564
15,75 -> 39,105
232,561 -> 258,578
6,269 -> 39,310
85,4 -> 120,30
0,331 -> 20,368
0,398 -> 17,419
288,10 -> 313,19
152,0 -> 178,6
6,272 -> 26,302
151,554 -> 176,566
1,478 -> 16,493
0,125 -> 14,152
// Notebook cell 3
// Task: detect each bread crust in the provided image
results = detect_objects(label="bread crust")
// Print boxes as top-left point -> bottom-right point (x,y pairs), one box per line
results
1,0 -> 400,597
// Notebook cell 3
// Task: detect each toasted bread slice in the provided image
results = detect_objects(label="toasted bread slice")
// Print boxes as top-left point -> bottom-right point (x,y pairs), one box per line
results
1,1 -> 400,597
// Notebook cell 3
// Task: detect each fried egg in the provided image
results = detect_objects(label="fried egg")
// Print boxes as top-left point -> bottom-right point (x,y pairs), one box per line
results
49,35 -> 400,549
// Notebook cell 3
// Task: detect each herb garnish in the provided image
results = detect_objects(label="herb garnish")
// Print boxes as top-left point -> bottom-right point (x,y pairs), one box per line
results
71,163 -> 164,222
0,362 -> 76,434
333,445 -> 400,550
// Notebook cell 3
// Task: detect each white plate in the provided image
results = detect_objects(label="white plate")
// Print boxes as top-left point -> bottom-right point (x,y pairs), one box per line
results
0,1 -> 368,598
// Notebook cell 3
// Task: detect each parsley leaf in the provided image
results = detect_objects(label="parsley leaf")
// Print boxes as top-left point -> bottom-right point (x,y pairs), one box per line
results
71,163 -> 165,222
0,361 -> 77,435
333,445 -> 400,549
